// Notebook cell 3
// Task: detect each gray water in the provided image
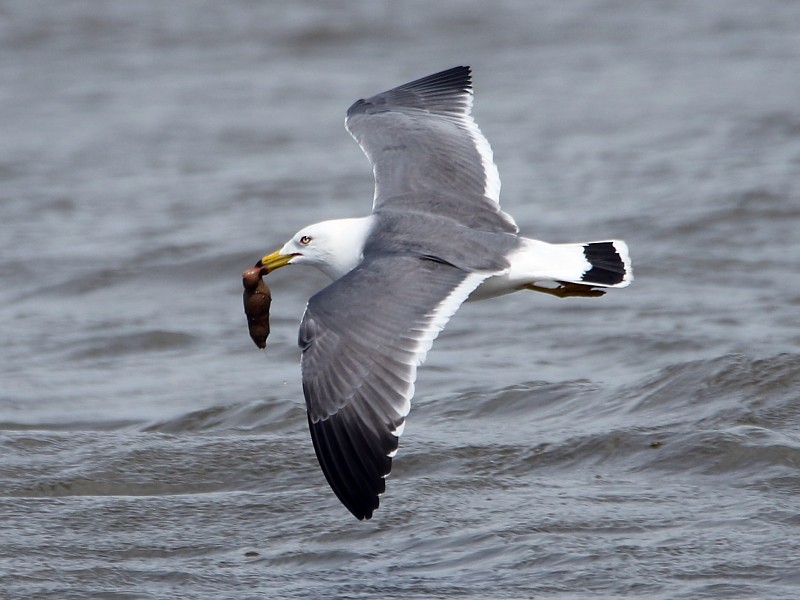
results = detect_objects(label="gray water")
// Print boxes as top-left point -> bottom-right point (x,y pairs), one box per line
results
2,1 -> 800,598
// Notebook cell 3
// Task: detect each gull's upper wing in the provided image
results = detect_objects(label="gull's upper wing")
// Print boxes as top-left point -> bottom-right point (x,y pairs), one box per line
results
345,66 -> 518,234
298,253 -> 490,519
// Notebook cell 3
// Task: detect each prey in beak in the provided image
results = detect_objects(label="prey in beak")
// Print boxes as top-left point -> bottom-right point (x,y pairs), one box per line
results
242,247 -> 298,350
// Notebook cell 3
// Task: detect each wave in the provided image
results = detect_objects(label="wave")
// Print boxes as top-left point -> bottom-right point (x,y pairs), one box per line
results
399,353 -> 800,482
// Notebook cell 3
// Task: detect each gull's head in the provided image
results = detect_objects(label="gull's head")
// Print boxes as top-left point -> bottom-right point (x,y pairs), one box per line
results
257,217 -> 373,280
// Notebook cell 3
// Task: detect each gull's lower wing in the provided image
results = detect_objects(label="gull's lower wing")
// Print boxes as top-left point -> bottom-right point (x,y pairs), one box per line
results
299,253 -> 489,519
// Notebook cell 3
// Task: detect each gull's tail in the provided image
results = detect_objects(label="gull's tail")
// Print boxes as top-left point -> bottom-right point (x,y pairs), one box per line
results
510,238 -> 632,288
577,240 -> 632,288
468,238 -> 632,301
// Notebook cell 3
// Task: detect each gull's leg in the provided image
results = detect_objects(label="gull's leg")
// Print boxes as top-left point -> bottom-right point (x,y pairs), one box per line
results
523,282 -> 606,299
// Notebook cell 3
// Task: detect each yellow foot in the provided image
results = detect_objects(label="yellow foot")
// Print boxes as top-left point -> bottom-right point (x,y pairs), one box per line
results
523,282 -> 606,298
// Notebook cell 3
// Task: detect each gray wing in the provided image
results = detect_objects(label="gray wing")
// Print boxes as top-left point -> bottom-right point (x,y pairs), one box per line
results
299,253 -> 489,519
345,66 -> 518,234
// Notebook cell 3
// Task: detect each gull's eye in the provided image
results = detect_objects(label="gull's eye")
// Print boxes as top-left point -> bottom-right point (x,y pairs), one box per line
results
299,235 -> 312,246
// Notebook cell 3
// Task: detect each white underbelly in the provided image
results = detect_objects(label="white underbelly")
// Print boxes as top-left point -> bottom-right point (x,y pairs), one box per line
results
467,238 -> 593,301
468,274 -> 523,301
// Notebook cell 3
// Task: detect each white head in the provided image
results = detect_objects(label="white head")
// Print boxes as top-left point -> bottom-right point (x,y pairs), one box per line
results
258,216 -> 374,280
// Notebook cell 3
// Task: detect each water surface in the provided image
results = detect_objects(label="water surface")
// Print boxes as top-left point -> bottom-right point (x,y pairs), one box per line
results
2,1 -> 800,598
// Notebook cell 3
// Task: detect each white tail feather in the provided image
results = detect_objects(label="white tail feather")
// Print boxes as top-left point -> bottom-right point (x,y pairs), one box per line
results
470,238 -> 632,301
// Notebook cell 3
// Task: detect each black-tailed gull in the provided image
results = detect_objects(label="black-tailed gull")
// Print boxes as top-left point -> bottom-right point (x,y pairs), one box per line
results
256,66 -> 632,520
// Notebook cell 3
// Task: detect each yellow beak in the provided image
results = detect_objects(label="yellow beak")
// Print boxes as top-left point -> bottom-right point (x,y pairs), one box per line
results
256,249 -> 296,273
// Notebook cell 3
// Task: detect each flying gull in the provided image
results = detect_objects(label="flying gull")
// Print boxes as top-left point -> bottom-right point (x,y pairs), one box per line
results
256,66 -> 632,520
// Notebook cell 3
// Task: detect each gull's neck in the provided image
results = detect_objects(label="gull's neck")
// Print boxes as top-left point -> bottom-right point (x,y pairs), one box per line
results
316,215 -> 375,280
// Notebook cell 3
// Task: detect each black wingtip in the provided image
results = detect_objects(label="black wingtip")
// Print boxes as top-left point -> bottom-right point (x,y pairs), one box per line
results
347,66 -> 473,119
395,65 -> 472,95
307,411 -> 394,521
